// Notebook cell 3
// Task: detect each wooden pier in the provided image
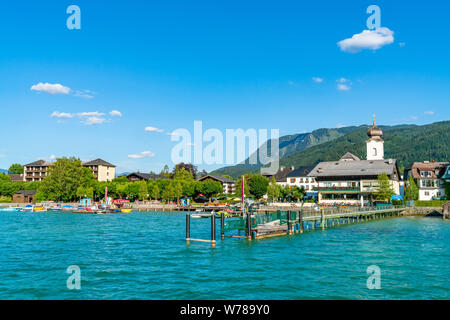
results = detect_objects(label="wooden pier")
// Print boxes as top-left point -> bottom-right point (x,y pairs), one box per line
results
185,206 -> 406,246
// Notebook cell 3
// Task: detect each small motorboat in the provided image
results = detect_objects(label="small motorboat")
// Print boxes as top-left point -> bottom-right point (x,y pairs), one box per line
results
121,208 -> 133,213
0,207 -> 22,212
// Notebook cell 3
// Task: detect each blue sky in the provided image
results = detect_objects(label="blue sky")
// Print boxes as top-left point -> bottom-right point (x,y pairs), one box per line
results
0,0 -> 449,174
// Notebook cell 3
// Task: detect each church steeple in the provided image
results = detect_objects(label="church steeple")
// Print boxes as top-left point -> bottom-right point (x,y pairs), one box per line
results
366,115 -> 384,160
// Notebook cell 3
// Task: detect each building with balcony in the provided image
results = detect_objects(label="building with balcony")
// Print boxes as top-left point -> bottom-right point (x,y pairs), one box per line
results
404,161 -> 449,200
308,118 -> 401,206
23,160 -> 54,182
23,158 -> 116,182
262,166 -> 295,187
81,159 -> 116,182
286,166 -> 318,199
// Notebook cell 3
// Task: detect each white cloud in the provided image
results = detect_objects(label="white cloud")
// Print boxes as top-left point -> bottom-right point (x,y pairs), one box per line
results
77,111 -> 105,117
49,155 -> 56,160
74,90 -> 94,99
312,77 -> 324,83
110,110 -> 122,117
338,27 -> 394,53
128,151 -> 155,159
166,132 -> 178,136
409,116 -> 418,121
399,42 -> 406,47
337,84 -> 351,91
336,123 -> 346,128
424,111 -> 434,115
83,117 -> 107,125
145,126 -> 164,133
337,78 -> 350,83
51,111 -> 73,119
31,82 -> 71,95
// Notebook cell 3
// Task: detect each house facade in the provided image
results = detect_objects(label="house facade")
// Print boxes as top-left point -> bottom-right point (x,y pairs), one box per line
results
13,190 -> 37,203
308,119 -> 400,206
197,175 -> 235,194
23,160 -> 53,182
23,158 -> 116,182
82,159 -> 116,182
404,161 -> 449,200
286,166 -> 318,198
262,167 -> 295,187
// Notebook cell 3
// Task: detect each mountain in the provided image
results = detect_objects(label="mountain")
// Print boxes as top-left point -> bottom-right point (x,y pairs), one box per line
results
210,126 -> 363,178
211,121 -> 450,178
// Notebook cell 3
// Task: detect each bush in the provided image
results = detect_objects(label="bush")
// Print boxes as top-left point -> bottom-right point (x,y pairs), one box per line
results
415,200 -> 448,207
0,196 -> 12,203
392,199 -> 403,206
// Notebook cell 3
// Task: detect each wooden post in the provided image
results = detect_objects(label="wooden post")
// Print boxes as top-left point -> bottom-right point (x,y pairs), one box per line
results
320,209 -> 325,230
211,214 -> 216,248
186,214 -> 190,244
247,213 -> 252,241
287,211 -> 292,235
221,212 -> 225,240
299,210 -> 304,233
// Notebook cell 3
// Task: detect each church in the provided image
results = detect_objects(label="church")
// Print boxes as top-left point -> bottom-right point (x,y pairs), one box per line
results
308,118 -> 401,206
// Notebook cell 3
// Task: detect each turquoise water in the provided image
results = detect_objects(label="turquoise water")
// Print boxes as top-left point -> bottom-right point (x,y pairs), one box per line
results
0,211 -> 448,300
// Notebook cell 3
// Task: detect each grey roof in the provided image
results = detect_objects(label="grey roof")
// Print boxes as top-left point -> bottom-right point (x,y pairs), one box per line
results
287,166 -> 316,178
308,159 -> 398,178
198,175 -> 234,183
127,172 -> 169,180
14,190 -> 37,196
82,158 -> 116,167
24,160 -> 53,167
340,152 -> 361,161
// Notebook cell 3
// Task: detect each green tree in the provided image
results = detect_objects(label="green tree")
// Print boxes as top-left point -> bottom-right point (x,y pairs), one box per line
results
152,184 -> 160,200
235,174 -> 251,198
199,179 -> 223,202
248,174 -> 269,200
76,186 -> 94,200
291,185 -> 305,202
173,167 -> 194,181
162,182 -> 175,202
174,181 -> 183,202
37,157 -> 95,202
374,173 -> 395,202
8,164 -> 24,174
267,177 -> 281,203
279,186 -> 289,202
138,181 -> 148,200
404,176 -> 419,201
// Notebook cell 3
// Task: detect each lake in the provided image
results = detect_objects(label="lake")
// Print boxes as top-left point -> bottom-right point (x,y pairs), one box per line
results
0,211 -> 448,299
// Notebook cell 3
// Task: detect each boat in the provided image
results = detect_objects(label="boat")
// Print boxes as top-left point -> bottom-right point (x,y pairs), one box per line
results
61,205 -> 74,211
191,213 -> 213,219
121,208 -> 133,213
0,207 -> 22,212
33,206 -> 47,212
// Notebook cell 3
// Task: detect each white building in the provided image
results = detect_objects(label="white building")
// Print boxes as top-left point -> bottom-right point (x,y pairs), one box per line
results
404,161 -> 449,200
286,166 -> 318,198
309,119 -> 401,206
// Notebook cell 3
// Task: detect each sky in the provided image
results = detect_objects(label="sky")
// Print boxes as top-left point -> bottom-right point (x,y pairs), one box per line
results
0,0 -> 449,174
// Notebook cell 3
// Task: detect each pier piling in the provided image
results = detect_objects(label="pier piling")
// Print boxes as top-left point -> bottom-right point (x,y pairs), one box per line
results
186,214 -> 190,244
211,214 -> 216,248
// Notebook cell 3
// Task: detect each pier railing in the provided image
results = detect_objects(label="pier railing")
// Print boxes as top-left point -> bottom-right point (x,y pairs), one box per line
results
186,205 -> 407,246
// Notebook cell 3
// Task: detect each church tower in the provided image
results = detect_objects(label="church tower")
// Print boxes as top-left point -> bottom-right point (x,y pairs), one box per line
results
366,115 -> 384,160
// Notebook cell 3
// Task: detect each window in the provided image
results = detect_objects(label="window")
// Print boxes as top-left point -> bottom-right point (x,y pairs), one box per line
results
373,148 -> 377,156
425,191 -> 429,196
290,178 -> 295,183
